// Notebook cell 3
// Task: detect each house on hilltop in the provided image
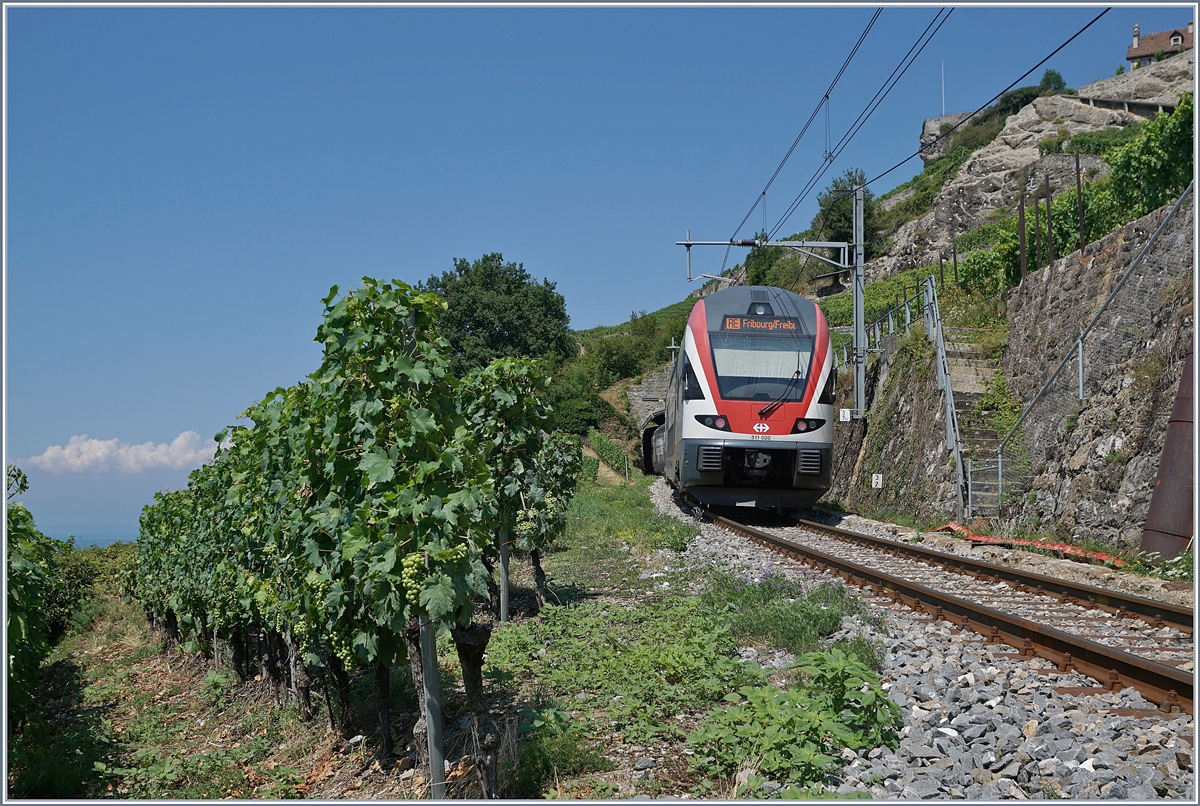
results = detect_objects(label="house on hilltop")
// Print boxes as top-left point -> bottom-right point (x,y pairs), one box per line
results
1127,21 -> 1193,69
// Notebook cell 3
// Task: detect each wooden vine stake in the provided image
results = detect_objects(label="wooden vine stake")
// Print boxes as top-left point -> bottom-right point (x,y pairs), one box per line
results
1045,178 -> 1054,265
1018,191 -> 1027,281
499,526 -> 510,623
419,614 -> 447,798
1076,152 -> 1086,251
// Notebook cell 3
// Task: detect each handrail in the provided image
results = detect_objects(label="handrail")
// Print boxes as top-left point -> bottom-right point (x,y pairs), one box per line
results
927,277 -> 968,519
831,275 -> 968,517
996,182 -> 1193,505
832,282 -> 925,369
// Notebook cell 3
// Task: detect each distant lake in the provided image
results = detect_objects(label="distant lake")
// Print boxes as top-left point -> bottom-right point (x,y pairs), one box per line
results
74,535 -> 135,548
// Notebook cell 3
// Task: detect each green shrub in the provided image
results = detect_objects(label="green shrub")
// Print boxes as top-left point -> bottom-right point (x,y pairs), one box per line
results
1067,122 -> 1142,156
819,267 -> 930,328
578,455 -> 600,484
1109,93 -> 1193,218
1038,137 -> 1063,156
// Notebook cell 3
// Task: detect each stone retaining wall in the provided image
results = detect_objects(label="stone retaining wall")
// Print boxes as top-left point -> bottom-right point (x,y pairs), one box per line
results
999,194 -> 1194,549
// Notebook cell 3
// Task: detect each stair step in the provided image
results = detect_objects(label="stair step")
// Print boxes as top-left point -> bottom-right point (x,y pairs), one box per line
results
946,357 -> 994,369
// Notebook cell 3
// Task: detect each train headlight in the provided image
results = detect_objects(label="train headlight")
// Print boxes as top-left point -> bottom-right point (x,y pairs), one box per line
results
695,415 -> 732,432
791,418 -> 827,433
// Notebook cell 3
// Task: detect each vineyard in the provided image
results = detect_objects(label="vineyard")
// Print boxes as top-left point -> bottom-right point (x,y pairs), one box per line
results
7,277 -> 905,799
9,279 -> 591,797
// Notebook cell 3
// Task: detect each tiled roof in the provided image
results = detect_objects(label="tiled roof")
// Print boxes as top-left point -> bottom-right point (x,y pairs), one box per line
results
1128,28 -> 1193,60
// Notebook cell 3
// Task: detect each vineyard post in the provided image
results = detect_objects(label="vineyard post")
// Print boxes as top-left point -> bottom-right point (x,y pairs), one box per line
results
1076,152 -> 1086,251
419,616 -> 447,798
1045,178 -> 1054,265
1019,191 -> 1027,281
499,527 -> 510,623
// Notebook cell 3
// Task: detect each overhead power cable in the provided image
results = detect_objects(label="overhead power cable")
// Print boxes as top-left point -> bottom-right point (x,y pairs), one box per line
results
728,7 -> 879,240
863,7 -> 1112,191
714,8 -> 881,274
769,7 -> 952,239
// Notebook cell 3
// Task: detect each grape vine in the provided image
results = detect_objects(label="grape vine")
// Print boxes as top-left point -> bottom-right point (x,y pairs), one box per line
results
133,277 -> 584,757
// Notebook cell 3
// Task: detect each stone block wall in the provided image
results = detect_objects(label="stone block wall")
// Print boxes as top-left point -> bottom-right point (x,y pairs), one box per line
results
998,193 -> 1194,549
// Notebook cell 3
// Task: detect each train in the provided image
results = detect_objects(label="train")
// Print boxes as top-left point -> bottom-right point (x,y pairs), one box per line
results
641,285 -> 835,512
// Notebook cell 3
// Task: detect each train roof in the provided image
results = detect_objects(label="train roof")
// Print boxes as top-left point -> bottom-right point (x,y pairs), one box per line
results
698,286 -> 821,334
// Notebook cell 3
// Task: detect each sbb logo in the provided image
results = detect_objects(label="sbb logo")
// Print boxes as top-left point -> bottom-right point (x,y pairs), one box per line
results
753,422 -> 770,433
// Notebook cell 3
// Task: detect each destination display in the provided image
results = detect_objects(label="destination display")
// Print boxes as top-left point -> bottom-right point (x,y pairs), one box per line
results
721,315 -> 801,332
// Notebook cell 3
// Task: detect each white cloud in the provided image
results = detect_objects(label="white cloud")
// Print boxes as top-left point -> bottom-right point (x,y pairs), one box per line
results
22,431 -> 222,474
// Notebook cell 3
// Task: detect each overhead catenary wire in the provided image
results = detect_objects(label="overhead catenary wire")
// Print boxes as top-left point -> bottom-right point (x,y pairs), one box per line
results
714,8 -> 882,274
862,7 -> 1112,191
728,7 -> 880,239
769,7 -> 953,239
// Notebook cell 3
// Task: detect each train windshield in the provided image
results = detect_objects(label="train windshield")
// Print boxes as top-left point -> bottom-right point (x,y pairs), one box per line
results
708,333 -> 814,401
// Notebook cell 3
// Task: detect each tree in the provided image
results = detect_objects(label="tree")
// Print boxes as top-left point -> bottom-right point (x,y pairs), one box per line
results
808,168 -> 883,260
1039,69 -> 1066,93
743,230 -> 784,286
420,253 -> 575,378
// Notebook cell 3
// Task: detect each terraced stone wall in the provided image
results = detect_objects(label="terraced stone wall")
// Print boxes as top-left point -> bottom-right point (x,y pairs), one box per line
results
999,194 -> 1194,550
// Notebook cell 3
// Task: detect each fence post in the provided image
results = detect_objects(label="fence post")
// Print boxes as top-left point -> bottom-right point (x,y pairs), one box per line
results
1045,178 -> 1054,265
940,254 -> 945,286
967,457 -> 973,518
997,448 -> 1003,510
924,279 -> 934,338
951,245 -> 958,284
1076,152 -> 1086,251
1018,191 -> 1027,281
904,296 -> 911,335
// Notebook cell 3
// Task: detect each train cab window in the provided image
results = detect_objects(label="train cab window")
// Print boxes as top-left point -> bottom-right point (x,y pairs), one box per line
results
682,355 -> 705,400
708,333 -> 814,401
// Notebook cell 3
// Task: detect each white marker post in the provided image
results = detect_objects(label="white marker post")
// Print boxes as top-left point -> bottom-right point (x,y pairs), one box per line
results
872,474 -> 883,489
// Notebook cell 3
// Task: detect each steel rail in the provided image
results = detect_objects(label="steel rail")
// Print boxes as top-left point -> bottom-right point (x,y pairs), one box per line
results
792,516 -> 1194,633
705,512 -> 1194,715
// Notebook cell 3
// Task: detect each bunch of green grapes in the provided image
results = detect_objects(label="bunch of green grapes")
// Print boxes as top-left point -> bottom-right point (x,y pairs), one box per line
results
439,543 -> 467,561
329,630 -> 356,670
516,509 -> 537,539
401,552 -> 425,607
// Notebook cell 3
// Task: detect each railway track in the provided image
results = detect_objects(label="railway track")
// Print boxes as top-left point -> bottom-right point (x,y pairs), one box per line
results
702,508 -> 1195,715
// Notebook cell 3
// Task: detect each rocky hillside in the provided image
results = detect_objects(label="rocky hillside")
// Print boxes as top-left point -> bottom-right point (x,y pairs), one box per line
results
1079,49 -> 1196,105
869,51 -> 1194,283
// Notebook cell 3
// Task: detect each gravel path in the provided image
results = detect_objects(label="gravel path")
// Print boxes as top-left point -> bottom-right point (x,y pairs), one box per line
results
645,479 -> 1196,800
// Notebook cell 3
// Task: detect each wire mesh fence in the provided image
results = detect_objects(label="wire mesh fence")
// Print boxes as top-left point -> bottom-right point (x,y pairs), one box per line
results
986,185 -> 1194,528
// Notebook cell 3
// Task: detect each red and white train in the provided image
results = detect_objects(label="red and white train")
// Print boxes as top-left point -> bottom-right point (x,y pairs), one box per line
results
642,285 -> 835,511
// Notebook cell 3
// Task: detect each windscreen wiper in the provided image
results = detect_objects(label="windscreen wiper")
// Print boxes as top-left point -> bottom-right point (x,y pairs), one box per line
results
758,370 -> 802,418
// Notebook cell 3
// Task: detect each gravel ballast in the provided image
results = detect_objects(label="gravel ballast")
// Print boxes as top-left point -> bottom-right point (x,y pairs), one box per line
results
645,479 -> 1195,800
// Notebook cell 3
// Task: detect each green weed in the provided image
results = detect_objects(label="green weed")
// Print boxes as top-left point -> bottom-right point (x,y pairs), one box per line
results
504,706 -> 611,798
486,597 -> 764,743
687,649 -> 900,790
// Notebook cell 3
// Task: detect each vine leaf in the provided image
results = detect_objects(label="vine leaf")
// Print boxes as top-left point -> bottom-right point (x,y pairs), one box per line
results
359,449 -> 395,487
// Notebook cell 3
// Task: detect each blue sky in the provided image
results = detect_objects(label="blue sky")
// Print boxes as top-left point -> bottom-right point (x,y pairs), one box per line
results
5,4 -> 1193,544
